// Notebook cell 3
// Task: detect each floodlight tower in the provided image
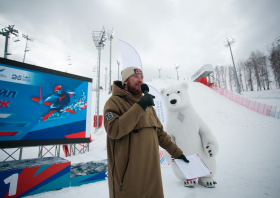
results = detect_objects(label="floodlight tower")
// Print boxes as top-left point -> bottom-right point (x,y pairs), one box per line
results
117,60 -> 120,80
22,34 -> 34,63
0,25 -> 18,58
224,36 -> 241,94
105,67 -> 108,91
92,26 -> 107,130
174,64 -> 180,80
107,29 -> 114,94
158,67 -> 161,79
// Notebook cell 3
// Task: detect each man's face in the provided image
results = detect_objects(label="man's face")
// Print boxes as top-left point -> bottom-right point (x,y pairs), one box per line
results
124,74 -> 143,95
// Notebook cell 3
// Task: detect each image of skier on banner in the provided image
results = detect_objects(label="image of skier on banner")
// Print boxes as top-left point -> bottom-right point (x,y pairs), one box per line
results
39,85 -> 77,113
32,85 -> 79,121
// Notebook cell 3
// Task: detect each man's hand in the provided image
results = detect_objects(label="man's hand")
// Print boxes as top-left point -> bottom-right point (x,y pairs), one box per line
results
137,93 -> 155,111
177,154 -> 189,163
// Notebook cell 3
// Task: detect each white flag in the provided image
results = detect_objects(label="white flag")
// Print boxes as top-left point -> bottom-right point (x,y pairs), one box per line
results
118,39 -> 143,70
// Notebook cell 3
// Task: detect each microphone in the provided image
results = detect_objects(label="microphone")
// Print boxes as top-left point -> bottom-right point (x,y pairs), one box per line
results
141,83 -> 150,95
141,83 -> 155,107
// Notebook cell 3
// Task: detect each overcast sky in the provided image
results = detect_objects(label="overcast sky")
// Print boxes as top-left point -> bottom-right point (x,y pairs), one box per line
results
0,0 -> 279,88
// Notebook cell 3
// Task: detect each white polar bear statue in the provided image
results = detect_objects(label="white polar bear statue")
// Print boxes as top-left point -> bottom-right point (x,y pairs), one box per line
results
161,82 -> 219,188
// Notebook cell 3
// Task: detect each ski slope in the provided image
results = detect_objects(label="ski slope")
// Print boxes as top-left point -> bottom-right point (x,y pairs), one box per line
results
22,79 -> 280,198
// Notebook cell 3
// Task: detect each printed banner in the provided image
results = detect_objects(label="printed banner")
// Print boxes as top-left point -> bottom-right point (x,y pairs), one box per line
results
148,84 -> 169,165
0,58 -> 92,148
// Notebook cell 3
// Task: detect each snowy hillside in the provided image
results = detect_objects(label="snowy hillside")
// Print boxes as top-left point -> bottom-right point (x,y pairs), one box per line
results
20,80 -> 280,198
242,89 -> 280,108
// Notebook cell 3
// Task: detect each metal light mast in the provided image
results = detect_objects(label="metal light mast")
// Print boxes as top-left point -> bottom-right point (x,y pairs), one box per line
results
0,25 -> 18,58
174,64 -> 180,80
105,67 -> 108,91
22,34 -> 34,63
224,36 -> 241,94
107,29 -> 114,94
92,26 -> 107,131
158,67 -> 161,79
117,60 -> 120,80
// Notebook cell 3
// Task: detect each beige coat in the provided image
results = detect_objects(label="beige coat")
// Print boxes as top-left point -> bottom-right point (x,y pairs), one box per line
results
103,81 -> 183,198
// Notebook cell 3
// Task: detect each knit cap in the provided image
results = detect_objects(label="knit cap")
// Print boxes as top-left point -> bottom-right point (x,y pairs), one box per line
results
121,66 -> 143,86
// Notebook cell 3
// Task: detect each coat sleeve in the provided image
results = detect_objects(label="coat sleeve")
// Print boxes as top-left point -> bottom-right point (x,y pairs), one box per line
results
103,97 -> 145,140
152,108 -> 183,159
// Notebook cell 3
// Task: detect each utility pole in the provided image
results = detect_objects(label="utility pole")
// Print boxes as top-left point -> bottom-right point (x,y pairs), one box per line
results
22,34 -> 34,63
107,29 -> 114,94
0,25 -> 18,58
117,60 -> 120,80
224,36 -> 241,94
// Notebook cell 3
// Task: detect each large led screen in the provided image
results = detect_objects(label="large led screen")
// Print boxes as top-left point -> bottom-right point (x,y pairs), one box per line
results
0,58 -> 92,148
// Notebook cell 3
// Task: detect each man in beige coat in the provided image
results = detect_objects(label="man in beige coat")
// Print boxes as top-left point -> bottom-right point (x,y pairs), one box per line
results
103,66 -> 189,198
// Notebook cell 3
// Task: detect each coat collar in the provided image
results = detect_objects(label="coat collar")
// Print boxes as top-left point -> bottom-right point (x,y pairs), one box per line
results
112,81 -> 142,103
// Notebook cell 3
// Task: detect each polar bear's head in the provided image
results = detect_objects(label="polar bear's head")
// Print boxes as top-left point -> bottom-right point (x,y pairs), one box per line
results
160,82 -> 191,111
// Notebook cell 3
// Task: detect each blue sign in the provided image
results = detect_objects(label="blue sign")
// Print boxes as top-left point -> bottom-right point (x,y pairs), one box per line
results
0,58 -> 92,148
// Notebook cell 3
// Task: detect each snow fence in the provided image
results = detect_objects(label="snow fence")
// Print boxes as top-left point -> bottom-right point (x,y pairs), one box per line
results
209,85 -> 279,119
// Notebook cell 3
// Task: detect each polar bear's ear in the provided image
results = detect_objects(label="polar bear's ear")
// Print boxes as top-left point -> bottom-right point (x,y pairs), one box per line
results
160,89 -> 165,95
181,82 -> 189,90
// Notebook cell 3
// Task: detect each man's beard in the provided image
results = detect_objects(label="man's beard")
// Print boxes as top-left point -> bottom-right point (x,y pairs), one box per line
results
126,81 -> 142,96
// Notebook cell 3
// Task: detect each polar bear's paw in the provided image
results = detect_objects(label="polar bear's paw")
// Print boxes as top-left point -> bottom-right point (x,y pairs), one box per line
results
205,145 -> 218,157
198,177 -> 217,188
184,180 -> 196,188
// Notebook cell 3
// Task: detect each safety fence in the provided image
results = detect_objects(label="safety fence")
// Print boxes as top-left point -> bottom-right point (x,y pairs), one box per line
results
209,84 -> 279,119
274,112 -> 280,119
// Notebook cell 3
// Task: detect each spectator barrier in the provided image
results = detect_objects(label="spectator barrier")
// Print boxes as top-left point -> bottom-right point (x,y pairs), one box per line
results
209,84 -> 278,119
273,112 -> 280,119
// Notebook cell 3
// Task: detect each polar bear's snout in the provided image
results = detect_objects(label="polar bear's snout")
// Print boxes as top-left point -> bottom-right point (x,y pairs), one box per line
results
170,99 -> 177,104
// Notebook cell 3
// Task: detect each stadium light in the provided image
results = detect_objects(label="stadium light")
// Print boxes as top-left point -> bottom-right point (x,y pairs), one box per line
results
158,67 -> 161,79
174,64 -> 180,80
224,36 -> 241,94
107,29 -> 114,94
117,60 -> 120,80
92,26 -> 107,131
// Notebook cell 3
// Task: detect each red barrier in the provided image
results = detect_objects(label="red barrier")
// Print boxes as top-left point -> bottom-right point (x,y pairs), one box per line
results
196,77 -> 208,86
94,115 -> 103,127
63,145 -> 70,157
209,84 -> 277,118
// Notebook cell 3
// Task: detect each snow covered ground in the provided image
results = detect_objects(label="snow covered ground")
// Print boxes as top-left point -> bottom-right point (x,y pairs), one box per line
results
242,89 -> 280,108
2,79 -> 280,198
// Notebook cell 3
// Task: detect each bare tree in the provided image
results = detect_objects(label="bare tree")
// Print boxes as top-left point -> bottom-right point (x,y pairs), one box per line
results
228,66 -> 235,92
214,66 -> 221,87
219,66 -> 227,89
268,43 -> 280,88
237,66 -> 244,92
245,60 -> 254,91
256,51 -> 270,90
249,51 -> 262,91
238,60 -> 249,91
